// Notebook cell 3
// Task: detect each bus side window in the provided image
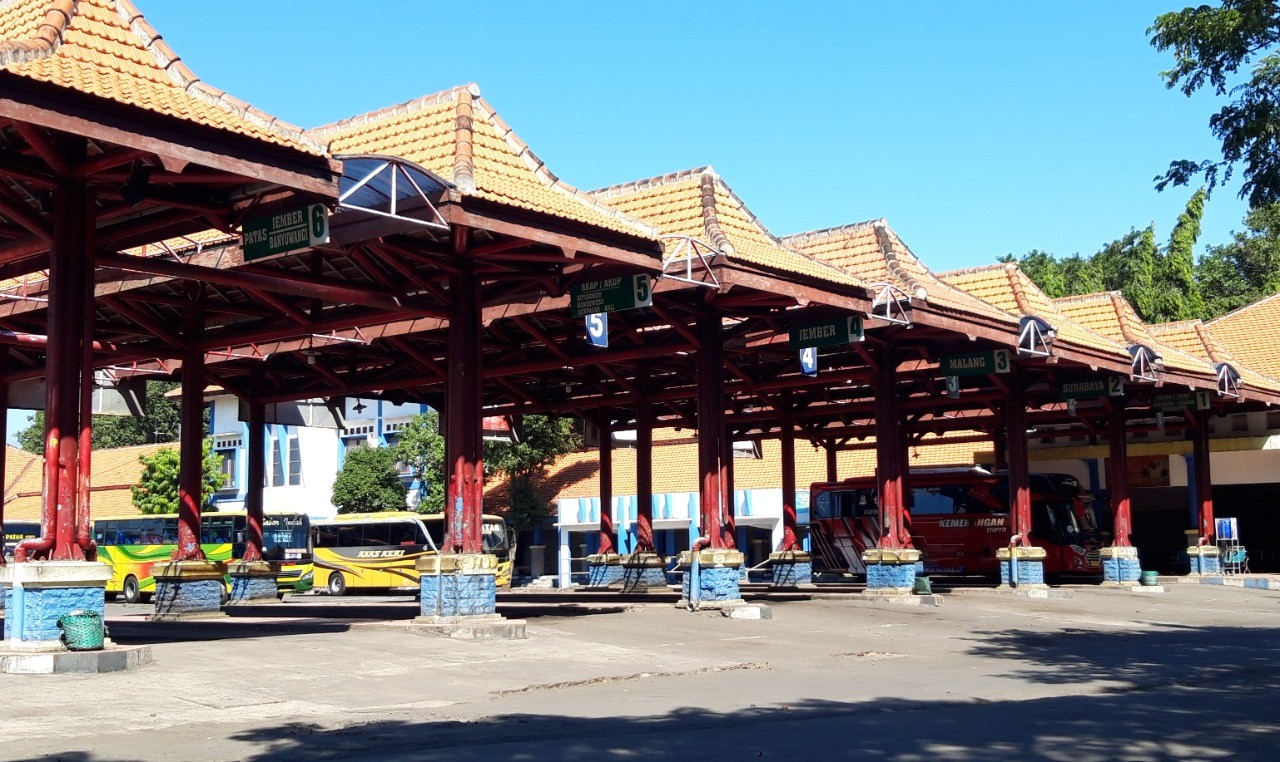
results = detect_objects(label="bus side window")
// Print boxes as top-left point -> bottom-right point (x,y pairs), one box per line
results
388,523 -> 417,546
361,523 -> 394,547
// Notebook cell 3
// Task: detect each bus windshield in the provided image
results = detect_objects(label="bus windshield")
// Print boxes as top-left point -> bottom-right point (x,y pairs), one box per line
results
482,520 -> 508,552
263,514 -> 310,560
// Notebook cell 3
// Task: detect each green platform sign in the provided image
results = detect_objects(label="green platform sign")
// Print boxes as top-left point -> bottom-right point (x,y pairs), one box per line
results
939,349 -> 1011,377
242,204 -> 329,262
1152,391 -> 1212,413
569,274 -> 653,317
1060,377 -> 1125,401
788,316 -> 864,350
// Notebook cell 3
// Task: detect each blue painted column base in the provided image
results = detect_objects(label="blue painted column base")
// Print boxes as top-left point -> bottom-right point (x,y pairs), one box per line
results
996,546 -> 1048,588
1,562 -> 112,648
769,551 -> 813,588
586,554 -> 624,588
417,554 -> 498,618
228,561 -> 281,605
1100,546 -> 1142,585
1187,546 -> 1222,576
679,549 -> 745,608
151,560 -> 227,620
620,552 -> 669,592
862,548 -> 920,594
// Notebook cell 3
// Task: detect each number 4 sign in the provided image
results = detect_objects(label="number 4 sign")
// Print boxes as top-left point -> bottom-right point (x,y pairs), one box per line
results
800,346 -> 818,376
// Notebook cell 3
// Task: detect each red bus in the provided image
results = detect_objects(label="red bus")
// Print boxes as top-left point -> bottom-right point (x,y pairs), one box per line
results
809,467 -> 1101,579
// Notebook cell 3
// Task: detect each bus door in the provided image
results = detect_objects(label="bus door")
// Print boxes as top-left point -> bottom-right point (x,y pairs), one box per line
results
811,487 -> 879,574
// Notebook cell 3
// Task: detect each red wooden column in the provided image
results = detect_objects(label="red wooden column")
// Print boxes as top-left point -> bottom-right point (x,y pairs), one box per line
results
173,301 -> 206,561
780,418 -> 800,551
444,259 -> 484,554
75,243 -> 98,559
697,308 -> 729,548
634,400 -> 655,553
720,423 -> 737,543
992,431 -> 1008,471
825,440 -> 837,482
874,349 -> 905,548
1192,409 -> 1214,541
242,399 -> 267,562
1108,404 -> 1132,546
597,415 -> 616,555
0,349 -> 7,563
1005,368 -> 1033,543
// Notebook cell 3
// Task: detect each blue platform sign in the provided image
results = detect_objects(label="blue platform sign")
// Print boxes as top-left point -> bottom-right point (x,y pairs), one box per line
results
585,312 -> 608,348
800,346 -> 818,376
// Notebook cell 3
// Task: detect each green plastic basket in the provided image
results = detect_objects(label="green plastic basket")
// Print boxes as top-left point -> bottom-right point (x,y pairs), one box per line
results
1139,570 -> 1160,587
913,576 -> 933,595
57,610 -> 105,651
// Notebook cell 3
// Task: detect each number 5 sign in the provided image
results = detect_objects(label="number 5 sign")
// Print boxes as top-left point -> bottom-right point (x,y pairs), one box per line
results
585,312 -> 608,348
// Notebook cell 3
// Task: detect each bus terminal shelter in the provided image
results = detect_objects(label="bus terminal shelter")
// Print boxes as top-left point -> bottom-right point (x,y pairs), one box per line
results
2,0 -> 1280,659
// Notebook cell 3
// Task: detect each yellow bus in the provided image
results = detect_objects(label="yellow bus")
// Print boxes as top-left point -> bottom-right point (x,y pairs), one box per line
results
93,511 -> 313,603
312,512 -> 513,594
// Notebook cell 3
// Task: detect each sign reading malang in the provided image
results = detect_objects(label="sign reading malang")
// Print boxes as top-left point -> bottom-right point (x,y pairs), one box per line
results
570,274 -> 653,317
788,316 -> 864,350
1059,377 -> 1125,401
242,204 -> 330,262
939,349 -> 1011,377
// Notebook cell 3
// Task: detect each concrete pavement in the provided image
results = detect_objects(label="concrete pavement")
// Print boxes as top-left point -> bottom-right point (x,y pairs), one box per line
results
2,582 -> 1278,760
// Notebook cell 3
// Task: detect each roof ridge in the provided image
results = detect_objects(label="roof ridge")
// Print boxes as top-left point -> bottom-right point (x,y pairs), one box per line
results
1052,290 -> 1121,306
873,221 -> 928,299
698,173 -> 735,256
587,166 -> 715,199
1208,288 -> 1280,326
306,84 -> 475,141
450,85 -> 476,192
114,0 -> 324,155
0,0 -> 73,65
472,96 -> 660,238
1004,263 -> 1036,315
1108,292 -> 1149,347
780,219 -> 884,244
936,262 -> 1009,278
703,172 -> 787,246
1193,321 -> 1233,364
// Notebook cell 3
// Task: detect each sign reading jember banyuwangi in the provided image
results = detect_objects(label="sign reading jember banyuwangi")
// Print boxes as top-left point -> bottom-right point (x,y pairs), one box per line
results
1059,377 -> 1125,401
1152,391 -> 1212,413
569,274 -> 652,317
788,316 -> 864,350
242,204 -> 330,261
939,349 -> 1011,377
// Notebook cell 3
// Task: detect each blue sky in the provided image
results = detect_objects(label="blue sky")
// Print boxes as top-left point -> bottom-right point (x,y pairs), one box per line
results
141,0 -> 1246,266
4,1 -> 1251,444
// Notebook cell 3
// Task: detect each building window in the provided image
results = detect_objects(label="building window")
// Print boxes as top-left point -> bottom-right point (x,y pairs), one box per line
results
213,435 -> 241,491
271,436 -> 285,487
287,435 -> 302,486
1266,412 -> 1280,431
1231,414 -> 1250,433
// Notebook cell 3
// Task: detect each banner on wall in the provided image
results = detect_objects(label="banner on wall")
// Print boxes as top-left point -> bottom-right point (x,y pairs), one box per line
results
1127,454 -> 1171,488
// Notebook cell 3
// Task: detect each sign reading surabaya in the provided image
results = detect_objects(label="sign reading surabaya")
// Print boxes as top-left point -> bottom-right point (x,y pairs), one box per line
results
242,204 -> 330,262
569,274 -> 653,317
1152,391 -> 1212,413
787,316 -> 864,350
939,349 -> 1012,377
1059,377 -> 1125,401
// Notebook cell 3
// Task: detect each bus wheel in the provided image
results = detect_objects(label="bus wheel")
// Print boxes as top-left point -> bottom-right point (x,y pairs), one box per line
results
122,575 -> 141,605
327,573 -> 347,596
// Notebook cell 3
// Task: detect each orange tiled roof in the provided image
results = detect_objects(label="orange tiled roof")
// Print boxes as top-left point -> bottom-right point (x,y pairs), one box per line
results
308,85 -> 659,241
1149,319 -> 1280,394
588,167 -> 863,287
1053,292 -> 1220,378
1209,292 -> 1280,381
487,434 -> 987,509
782,221 -> 1017,324
0,0 -> 323,156
940,263 -> 1133,359
3,442 -> 167,522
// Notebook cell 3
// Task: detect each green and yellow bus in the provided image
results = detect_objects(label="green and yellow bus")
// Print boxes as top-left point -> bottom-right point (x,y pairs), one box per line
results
312,512 -> 514,595
93,511 -> 313,603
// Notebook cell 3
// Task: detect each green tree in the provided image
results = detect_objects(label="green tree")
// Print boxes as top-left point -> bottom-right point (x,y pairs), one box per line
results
331,445 -> 407,514
1059,254 -> 1106,294
1002,250 -> 1067,297
394,411 -> 582,527
130,440 -> 226,515
1161,187 -> 1209,320
16,380 -> 189,454
1150,2 -> 1280,207
1197,201 -> 1280,317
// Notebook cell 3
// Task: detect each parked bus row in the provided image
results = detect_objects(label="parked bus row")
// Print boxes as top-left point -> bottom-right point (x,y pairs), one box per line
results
809,467 -> 1103,579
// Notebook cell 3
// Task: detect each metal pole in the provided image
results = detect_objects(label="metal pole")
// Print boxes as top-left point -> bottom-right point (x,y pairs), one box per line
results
696,308 -> 724,548
1005,367 -> 1033,542
634,399 -> 655,553
597,415 -> 615,555
1108,402 -> 1132,547
825,440 -> 837,482
75,218 -> 97,559
1193,409 -> 1214,541
242,398 -> 266,562
444,240 -> 483,554
0,348 -> 7,564
874,349 -> 903,549
780,414 -> 799,551
174,301 -> 206,561
719,417 -> 737,549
